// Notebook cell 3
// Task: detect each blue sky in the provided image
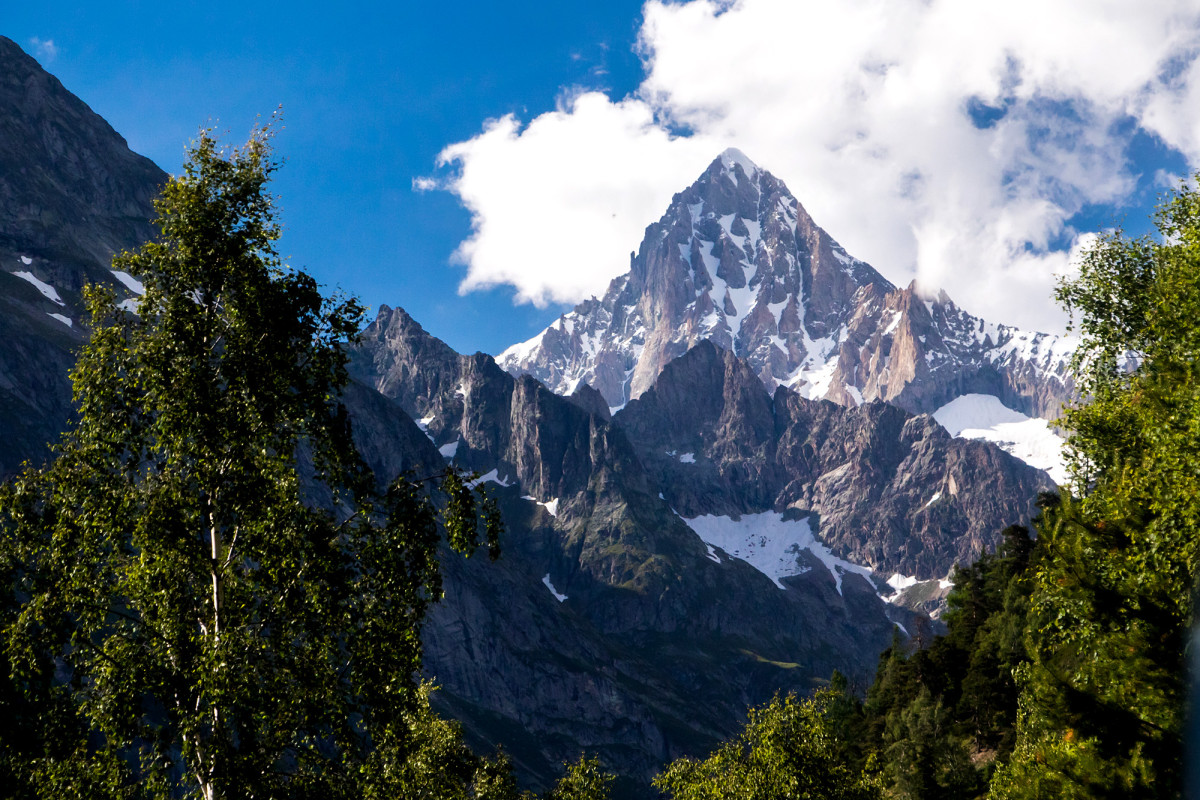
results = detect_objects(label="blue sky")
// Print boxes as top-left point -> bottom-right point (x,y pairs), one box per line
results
7,2 -> 1200,353
5,1 -> 646,353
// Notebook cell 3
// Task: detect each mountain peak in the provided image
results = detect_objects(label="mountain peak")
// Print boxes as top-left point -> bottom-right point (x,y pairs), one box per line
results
715,147 -> 759,177
499,153 -> 1074,421
499,151 -> 897,408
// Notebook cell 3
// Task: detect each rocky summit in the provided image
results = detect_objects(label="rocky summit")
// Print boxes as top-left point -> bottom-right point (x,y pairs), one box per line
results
498,148 -> 1076,422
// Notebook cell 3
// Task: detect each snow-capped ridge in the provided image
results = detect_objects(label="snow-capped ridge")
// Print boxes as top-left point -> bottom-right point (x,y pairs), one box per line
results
717,147 -> 759,178
933,394 -> 1069,484
498,150 -> 1075,427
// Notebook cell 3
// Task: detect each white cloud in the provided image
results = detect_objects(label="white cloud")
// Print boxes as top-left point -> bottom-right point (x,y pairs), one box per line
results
429,0 -> 1200,334
435,92 -> 721,304
29,37 -> 58,63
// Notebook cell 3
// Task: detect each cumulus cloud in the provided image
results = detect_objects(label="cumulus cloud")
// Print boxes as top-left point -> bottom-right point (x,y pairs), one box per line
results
428,0 -> 1200,334
29,37 -> 58,63
436,91 -> 721,304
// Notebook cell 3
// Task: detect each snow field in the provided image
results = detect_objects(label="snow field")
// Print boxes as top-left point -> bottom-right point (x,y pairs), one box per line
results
684,511 -> 872,594
14,271 -> 64,305
932,394 -> 1067,484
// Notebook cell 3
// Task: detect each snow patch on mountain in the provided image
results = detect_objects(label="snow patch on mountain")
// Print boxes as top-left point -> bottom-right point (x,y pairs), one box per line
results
684,512 -> 872,594
719,146 -> 757,177
542,574 -> 567,603
110,269 -> 144,295
14,271 -> 64,305
502,330 -> 543,363
887,573 -> 920,593
524,496 -> 560,517
469,469 -> 512,488
933,394 -> 1068,484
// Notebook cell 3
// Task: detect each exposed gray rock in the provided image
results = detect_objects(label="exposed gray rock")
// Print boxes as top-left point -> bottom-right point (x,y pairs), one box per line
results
497,149 -> 1075,422
0,35 -> 164,474
349,305 -> 930,793
565,382 -> 611,422
614,341 -> 1055,579
0,37 -> 164,269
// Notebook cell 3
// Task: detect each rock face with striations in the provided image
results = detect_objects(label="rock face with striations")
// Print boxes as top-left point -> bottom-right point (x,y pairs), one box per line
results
0,36 -> 162,474
614,341 -> 1055,579
498,149 -> 1075,421
348,305 -> 936,793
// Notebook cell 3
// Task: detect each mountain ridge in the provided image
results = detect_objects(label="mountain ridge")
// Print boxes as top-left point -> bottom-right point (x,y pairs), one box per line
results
347,302 -> 935,792
0,35 -> 164,475
497,150 -> 1076,424
613,339 -> 1055,578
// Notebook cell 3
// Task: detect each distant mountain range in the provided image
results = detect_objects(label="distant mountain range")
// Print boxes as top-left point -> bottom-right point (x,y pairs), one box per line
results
0,35 -> 1069,796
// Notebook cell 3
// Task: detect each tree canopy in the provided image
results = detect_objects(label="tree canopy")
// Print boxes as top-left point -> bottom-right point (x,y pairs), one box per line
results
0,124 -> 501,799
990,181 -> 1200,798
653,690 -> 880,800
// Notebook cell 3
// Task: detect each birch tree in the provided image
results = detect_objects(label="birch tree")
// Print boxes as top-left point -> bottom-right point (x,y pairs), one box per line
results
0,124 -> 501,799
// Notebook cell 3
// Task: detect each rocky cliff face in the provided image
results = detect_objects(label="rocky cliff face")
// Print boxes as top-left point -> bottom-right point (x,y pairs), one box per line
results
497,149 -> 1075,421
349,306 -> 934,793
614,341 -> 1055,579
0,35 -> 162,474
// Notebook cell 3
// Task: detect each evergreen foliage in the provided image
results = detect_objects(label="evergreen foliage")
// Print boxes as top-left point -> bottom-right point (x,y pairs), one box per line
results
821,180 -> 1200,800
991,180 -> 1200,800
847,522 -> 1041,798
0,125 -> 503,799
